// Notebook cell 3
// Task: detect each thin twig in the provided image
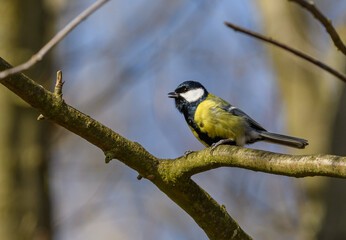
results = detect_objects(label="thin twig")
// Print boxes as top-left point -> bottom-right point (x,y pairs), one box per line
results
224,22 -> 346,83
0,0 -> 109,80
288,0 -> 346,55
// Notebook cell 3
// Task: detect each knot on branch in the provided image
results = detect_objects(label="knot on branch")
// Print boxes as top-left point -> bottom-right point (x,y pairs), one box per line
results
104,151 -> 116,163
37,70 -> 65,121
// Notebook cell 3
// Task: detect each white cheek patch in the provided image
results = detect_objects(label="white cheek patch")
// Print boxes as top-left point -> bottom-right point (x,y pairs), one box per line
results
180,88 -> 204,102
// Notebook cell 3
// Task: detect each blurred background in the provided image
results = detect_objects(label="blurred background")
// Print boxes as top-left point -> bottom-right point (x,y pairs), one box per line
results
0,0 -> 345,239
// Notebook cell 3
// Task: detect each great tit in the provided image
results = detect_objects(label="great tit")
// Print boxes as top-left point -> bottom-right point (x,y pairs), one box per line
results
168,81 -> 308,150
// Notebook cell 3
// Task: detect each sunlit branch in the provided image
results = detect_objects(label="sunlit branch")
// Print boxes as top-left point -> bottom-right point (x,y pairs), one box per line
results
0,57 -> 252,240
165,146 -> 346,180
1,55 -> 345,239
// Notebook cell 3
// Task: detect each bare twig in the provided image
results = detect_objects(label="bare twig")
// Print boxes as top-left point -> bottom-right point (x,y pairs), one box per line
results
54,70 -> 64,98
224,22 -> 346,83
0,0 -> 109,80
288,0 -> 346,55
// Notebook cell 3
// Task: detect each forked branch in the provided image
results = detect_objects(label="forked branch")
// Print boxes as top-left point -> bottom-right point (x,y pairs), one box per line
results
1,57 -> 345,239
288,0 -> 346,55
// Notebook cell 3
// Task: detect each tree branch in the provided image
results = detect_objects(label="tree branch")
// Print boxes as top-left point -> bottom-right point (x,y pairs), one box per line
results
288,0 -> 346,55
162,146 -> 346,180
224,22 -> 346,83
0,0 -> 110,80
1,56 -> 345,239
0,57 -> 252,240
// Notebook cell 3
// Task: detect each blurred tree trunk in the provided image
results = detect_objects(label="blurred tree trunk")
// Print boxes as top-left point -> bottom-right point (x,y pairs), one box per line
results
0,0 -> 52,239
257,1 -> 344,240
317,86 -> 346,240
317,33 -> 346,239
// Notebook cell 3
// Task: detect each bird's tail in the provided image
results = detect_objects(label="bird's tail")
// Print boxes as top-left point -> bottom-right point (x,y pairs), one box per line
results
259,131 -> 308,149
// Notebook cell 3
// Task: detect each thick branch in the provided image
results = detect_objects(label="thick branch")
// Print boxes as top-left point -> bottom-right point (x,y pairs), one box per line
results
162,146 -> 346,179
224,22 -> 346,83
0,0 -> 109,80
288,0 -> 346,55
1,56 -> 345,239
0,57 -> 252,240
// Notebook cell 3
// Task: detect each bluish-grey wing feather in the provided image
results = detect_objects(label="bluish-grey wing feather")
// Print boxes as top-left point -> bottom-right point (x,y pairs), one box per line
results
227,106 -> 266,131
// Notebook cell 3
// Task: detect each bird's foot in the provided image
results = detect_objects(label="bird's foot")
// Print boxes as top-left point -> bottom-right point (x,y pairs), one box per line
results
210,139 -> 235,153
184,150 -> 195,158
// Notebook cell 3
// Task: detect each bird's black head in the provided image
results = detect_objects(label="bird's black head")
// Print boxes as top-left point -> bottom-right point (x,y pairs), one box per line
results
168,81 -> 208,114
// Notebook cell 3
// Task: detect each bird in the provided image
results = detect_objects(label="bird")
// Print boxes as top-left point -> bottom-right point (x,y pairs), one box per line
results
168,81 -> 308,151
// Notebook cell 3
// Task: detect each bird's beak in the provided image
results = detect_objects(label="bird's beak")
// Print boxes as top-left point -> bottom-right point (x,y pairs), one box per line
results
168,92 -> 179,98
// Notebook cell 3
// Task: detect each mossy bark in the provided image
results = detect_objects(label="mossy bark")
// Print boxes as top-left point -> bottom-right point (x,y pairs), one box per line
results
2,56 -> 346,239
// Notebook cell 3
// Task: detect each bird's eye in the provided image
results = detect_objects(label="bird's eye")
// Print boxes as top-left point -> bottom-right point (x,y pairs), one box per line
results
175,86 -> 190,93
181,86 -> 188,92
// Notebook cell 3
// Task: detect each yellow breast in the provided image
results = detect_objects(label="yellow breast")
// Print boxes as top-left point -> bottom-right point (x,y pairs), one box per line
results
193,95 -> 246,144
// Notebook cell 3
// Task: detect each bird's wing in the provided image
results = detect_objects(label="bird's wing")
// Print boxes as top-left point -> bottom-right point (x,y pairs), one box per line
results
208,94 -> 267,132
227,106 -> 266,131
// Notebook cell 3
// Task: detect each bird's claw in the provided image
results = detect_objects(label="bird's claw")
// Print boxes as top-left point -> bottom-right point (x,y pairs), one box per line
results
184,150 -> 195,158
210,144 -> 219,153
210,139 -> 235,154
